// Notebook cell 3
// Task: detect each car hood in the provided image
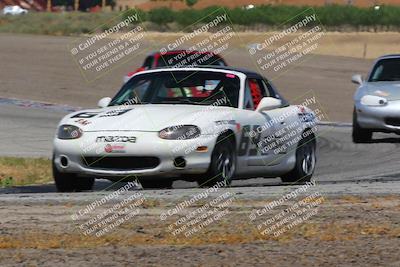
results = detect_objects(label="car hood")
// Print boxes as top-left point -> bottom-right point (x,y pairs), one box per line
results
362,82 -> 400,101
60,104 -> 236,132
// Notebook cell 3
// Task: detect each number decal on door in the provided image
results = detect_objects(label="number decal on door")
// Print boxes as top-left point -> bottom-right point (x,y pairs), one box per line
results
238,125 -> 251,156
238,125 -> 265,156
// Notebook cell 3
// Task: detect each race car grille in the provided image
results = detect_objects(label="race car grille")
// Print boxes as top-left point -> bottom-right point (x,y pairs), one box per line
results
81,156 -> 160,170
385,117 -> 400,127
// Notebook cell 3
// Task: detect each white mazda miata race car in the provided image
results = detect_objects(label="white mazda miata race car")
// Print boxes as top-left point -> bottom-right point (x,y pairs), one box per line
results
53,66 -> 317,191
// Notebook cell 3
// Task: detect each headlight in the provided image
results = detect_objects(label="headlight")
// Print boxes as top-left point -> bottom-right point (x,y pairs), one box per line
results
57,125 -> 83,139
360,95 -> 388,106
158,125 -> 201,140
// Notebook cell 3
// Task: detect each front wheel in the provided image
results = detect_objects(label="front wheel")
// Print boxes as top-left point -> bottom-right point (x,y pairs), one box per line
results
281,133 -> 316,184
75,177 -> 95,191
352,108 -> 372,143
53,162 -> 76,192
197,136 -> 236,187
53,161 -> 94,192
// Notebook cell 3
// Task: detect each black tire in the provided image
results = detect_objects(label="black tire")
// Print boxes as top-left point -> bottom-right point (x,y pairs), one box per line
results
352,108 -> 372,143
139,179 -> 173,189
75,177 -> 95,191
53,160 -> 94,192
197,135 -> 236,187
52,162 -> 77,192
281,131 -> 316,184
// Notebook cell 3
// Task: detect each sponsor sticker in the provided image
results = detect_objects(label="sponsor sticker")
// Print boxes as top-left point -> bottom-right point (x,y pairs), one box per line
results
104,143 -> 126,153
75,119 -> 92,126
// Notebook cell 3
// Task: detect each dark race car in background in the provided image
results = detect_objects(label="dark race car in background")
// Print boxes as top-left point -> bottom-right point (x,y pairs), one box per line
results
123,50 -> 227,83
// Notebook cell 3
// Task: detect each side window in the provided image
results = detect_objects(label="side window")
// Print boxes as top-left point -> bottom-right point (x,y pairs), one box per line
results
142,56 -> 153,70
262,79 -> 279,98
263,79 -> 289,106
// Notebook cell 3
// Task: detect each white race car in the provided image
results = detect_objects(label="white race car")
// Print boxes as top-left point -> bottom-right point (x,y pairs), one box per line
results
3,6 -> 28,15
53,66 -> 317,191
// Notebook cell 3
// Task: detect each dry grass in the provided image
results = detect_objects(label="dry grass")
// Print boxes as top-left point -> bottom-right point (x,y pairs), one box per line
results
0,195 -> 398,253
0,221 -> 398,249
135,31 -> 400,59
0,157 -> 52,187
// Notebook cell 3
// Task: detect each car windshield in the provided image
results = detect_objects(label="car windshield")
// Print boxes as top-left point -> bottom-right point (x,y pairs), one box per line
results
109,71 -> 240,107
157,53 -> 226,68
369,58 -> 400,82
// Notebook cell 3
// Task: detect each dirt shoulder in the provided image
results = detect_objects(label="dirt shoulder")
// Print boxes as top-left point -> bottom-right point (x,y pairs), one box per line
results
0,191 -> 399,266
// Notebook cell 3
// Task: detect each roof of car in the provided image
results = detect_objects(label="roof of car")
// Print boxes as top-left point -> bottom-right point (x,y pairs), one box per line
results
147,50 -> 221,57
150,65 -> 261,77
378,54 -> 400,59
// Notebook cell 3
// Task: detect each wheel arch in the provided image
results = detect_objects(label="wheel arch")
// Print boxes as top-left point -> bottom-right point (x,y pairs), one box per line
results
216,129 -> 236,149
301,127 -> 317,147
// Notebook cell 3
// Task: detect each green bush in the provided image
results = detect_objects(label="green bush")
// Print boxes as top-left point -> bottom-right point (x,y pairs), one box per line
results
122,8 -> 147,22
147,4 -> 400,28
148,8 -> 175,25
185,0 -> 197,8
174,8 -> 204,26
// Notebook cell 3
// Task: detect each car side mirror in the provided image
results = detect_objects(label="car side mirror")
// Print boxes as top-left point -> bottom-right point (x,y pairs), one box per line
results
97,97 -> 111,108
256,97 -> 283,112
351,74 -> 363,85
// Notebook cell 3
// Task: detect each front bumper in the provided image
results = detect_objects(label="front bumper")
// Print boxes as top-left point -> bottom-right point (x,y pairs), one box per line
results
356,100 -> 400,132
53,131 -> 216,179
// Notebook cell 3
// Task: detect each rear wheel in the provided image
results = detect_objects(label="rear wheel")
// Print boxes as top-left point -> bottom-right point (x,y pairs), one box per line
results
352,108 -> 372,143
197,136 -> 236,187
281,132 -> 316,183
